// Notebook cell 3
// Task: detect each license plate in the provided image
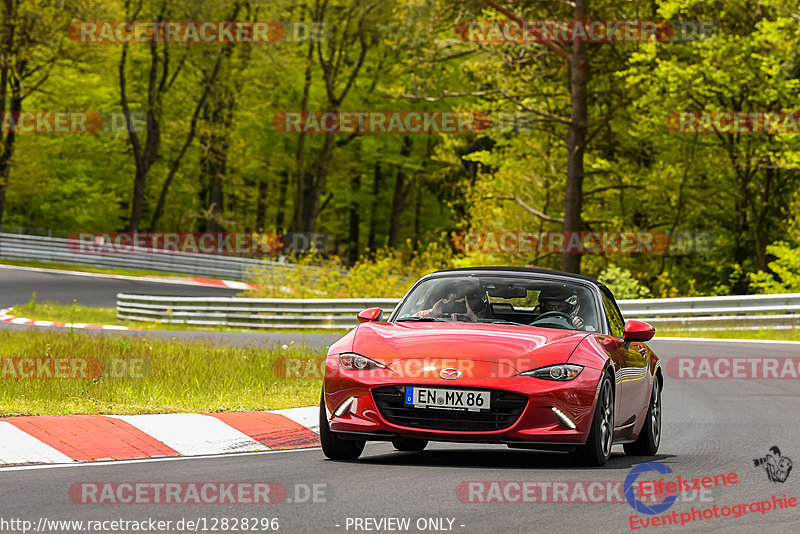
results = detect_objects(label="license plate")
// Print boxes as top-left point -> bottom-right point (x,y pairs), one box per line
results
404,387 -> 490,411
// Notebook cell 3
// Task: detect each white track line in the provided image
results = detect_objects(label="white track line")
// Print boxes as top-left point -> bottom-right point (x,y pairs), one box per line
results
108,414 -> 269,455
0,446 -> 326,472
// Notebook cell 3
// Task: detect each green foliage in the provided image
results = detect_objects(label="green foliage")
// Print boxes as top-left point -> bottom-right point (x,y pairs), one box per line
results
749,242 -> 800,293
2,0 -> 800,297
245,239 -> 457,298
598,264 -> 651,300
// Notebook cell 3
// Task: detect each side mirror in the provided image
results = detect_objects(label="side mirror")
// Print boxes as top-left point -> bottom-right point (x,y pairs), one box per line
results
357,307 -> 383,324
622,319 -> 655,345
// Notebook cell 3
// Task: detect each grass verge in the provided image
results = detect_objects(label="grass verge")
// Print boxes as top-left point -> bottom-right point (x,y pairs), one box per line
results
0,329 -> 325,416
657,328 -> 800,341
9,300 -> 349,335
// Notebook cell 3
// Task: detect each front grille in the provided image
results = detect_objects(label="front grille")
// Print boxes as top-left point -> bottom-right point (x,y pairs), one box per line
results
372,386 -> 528,431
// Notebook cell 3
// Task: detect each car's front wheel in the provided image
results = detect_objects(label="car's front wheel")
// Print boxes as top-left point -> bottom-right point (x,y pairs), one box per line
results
392,437 -> 428,452
574,374 -> 614,466
624,378 -> 661,456
319,392 -> 365,461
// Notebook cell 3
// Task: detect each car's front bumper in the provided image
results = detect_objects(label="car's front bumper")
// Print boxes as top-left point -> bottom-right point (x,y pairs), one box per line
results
324,365 -> 604,445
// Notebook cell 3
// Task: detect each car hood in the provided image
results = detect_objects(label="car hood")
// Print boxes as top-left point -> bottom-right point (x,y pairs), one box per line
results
352,322 -> 588,379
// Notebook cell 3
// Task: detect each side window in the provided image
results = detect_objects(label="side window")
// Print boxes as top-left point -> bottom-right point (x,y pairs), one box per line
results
602,293 -> 625,337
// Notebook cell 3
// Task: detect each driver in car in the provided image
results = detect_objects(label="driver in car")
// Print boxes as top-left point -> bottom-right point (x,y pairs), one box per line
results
537,286 -> 585,329
413,286 -> 488,321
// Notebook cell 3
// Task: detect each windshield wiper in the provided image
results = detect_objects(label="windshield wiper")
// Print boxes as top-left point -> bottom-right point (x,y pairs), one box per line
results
396,316 -> 446,322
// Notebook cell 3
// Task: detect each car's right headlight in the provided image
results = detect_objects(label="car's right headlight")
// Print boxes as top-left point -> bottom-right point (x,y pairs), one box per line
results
339,352 -> 387,371
519,364 -> 583,381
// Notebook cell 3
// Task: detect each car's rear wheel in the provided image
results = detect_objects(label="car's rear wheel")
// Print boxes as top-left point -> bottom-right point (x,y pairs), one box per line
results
392,437 -> 428,452
319,392 -> 365,461
574,374 -> 614,466
624,378 -> 661,456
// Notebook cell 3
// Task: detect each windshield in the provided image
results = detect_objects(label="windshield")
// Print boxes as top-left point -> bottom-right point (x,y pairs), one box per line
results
392,275 -> 601,332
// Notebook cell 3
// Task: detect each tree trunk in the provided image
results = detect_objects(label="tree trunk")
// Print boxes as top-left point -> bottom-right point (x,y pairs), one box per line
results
347,173 -> 361,263
127,160 -> 150,232
256,179 -> 268,231
562,0 -> 589,274
388,172 -> 405,249
0,164 -> 8,226
198,122 -> 231,232
292,35 -> 315,233
413,181 -> 422,251
275,169 -> 289,231
0,0 -> 20,227
0,91 -> 19,227
389,138 -> 412,248
367,162 -> 381,252
292,0 -> 374,233
753,166 -> 774,272
205,154 -> 227,232
389,136 -> 411,248
121,35 -> 164,232
299,129 -> 335,233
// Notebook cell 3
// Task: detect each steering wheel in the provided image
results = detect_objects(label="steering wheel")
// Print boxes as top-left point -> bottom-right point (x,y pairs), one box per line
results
452,313 -> 476,323
532,311 -> 573,324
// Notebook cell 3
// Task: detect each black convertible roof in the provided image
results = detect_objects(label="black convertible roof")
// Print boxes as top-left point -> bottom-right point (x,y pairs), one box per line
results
433,266 -> 599,284
431,266 -> 615,299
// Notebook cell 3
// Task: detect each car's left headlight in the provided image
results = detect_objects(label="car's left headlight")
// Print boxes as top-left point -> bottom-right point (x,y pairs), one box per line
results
339,352 -> 387,371
520,364 -> 583,380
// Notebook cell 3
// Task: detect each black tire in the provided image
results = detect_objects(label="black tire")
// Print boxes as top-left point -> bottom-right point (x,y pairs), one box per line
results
574,374 -> 614,466
624,378 -> 661,457
392,437 -> 428,452
319,392 -> 365,461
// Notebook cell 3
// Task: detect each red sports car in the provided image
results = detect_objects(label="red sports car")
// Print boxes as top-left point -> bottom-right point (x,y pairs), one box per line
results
320,267 -> 662,466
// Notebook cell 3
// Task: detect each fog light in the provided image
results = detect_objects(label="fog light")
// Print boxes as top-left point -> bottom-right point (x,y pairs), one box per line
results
334,397 -> 356,417
552,406 -> 576,429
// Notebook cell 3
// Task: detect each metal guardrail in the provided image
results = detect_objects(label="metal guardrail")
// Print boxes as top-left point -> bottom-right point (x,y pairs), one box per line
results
618,293 -> 800,330
0,232 -> 295,280
117,294 -> 399,329
116,293 -> 800,330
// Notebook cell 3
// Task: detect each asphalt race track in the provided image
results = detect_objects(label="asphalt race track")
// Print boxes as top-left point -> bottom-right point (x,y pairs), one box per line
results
0,266 -> 342,348
1,267 -> 798,533
2,338 -> 799,534
0,265 -> 239,307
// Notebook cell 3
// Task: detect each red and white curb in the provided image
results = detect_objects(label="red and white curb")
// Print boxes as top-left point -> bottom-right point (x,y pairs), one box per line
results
0,307 -> 141,331
0,407 -> 319,466
188,277 -> 260,290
